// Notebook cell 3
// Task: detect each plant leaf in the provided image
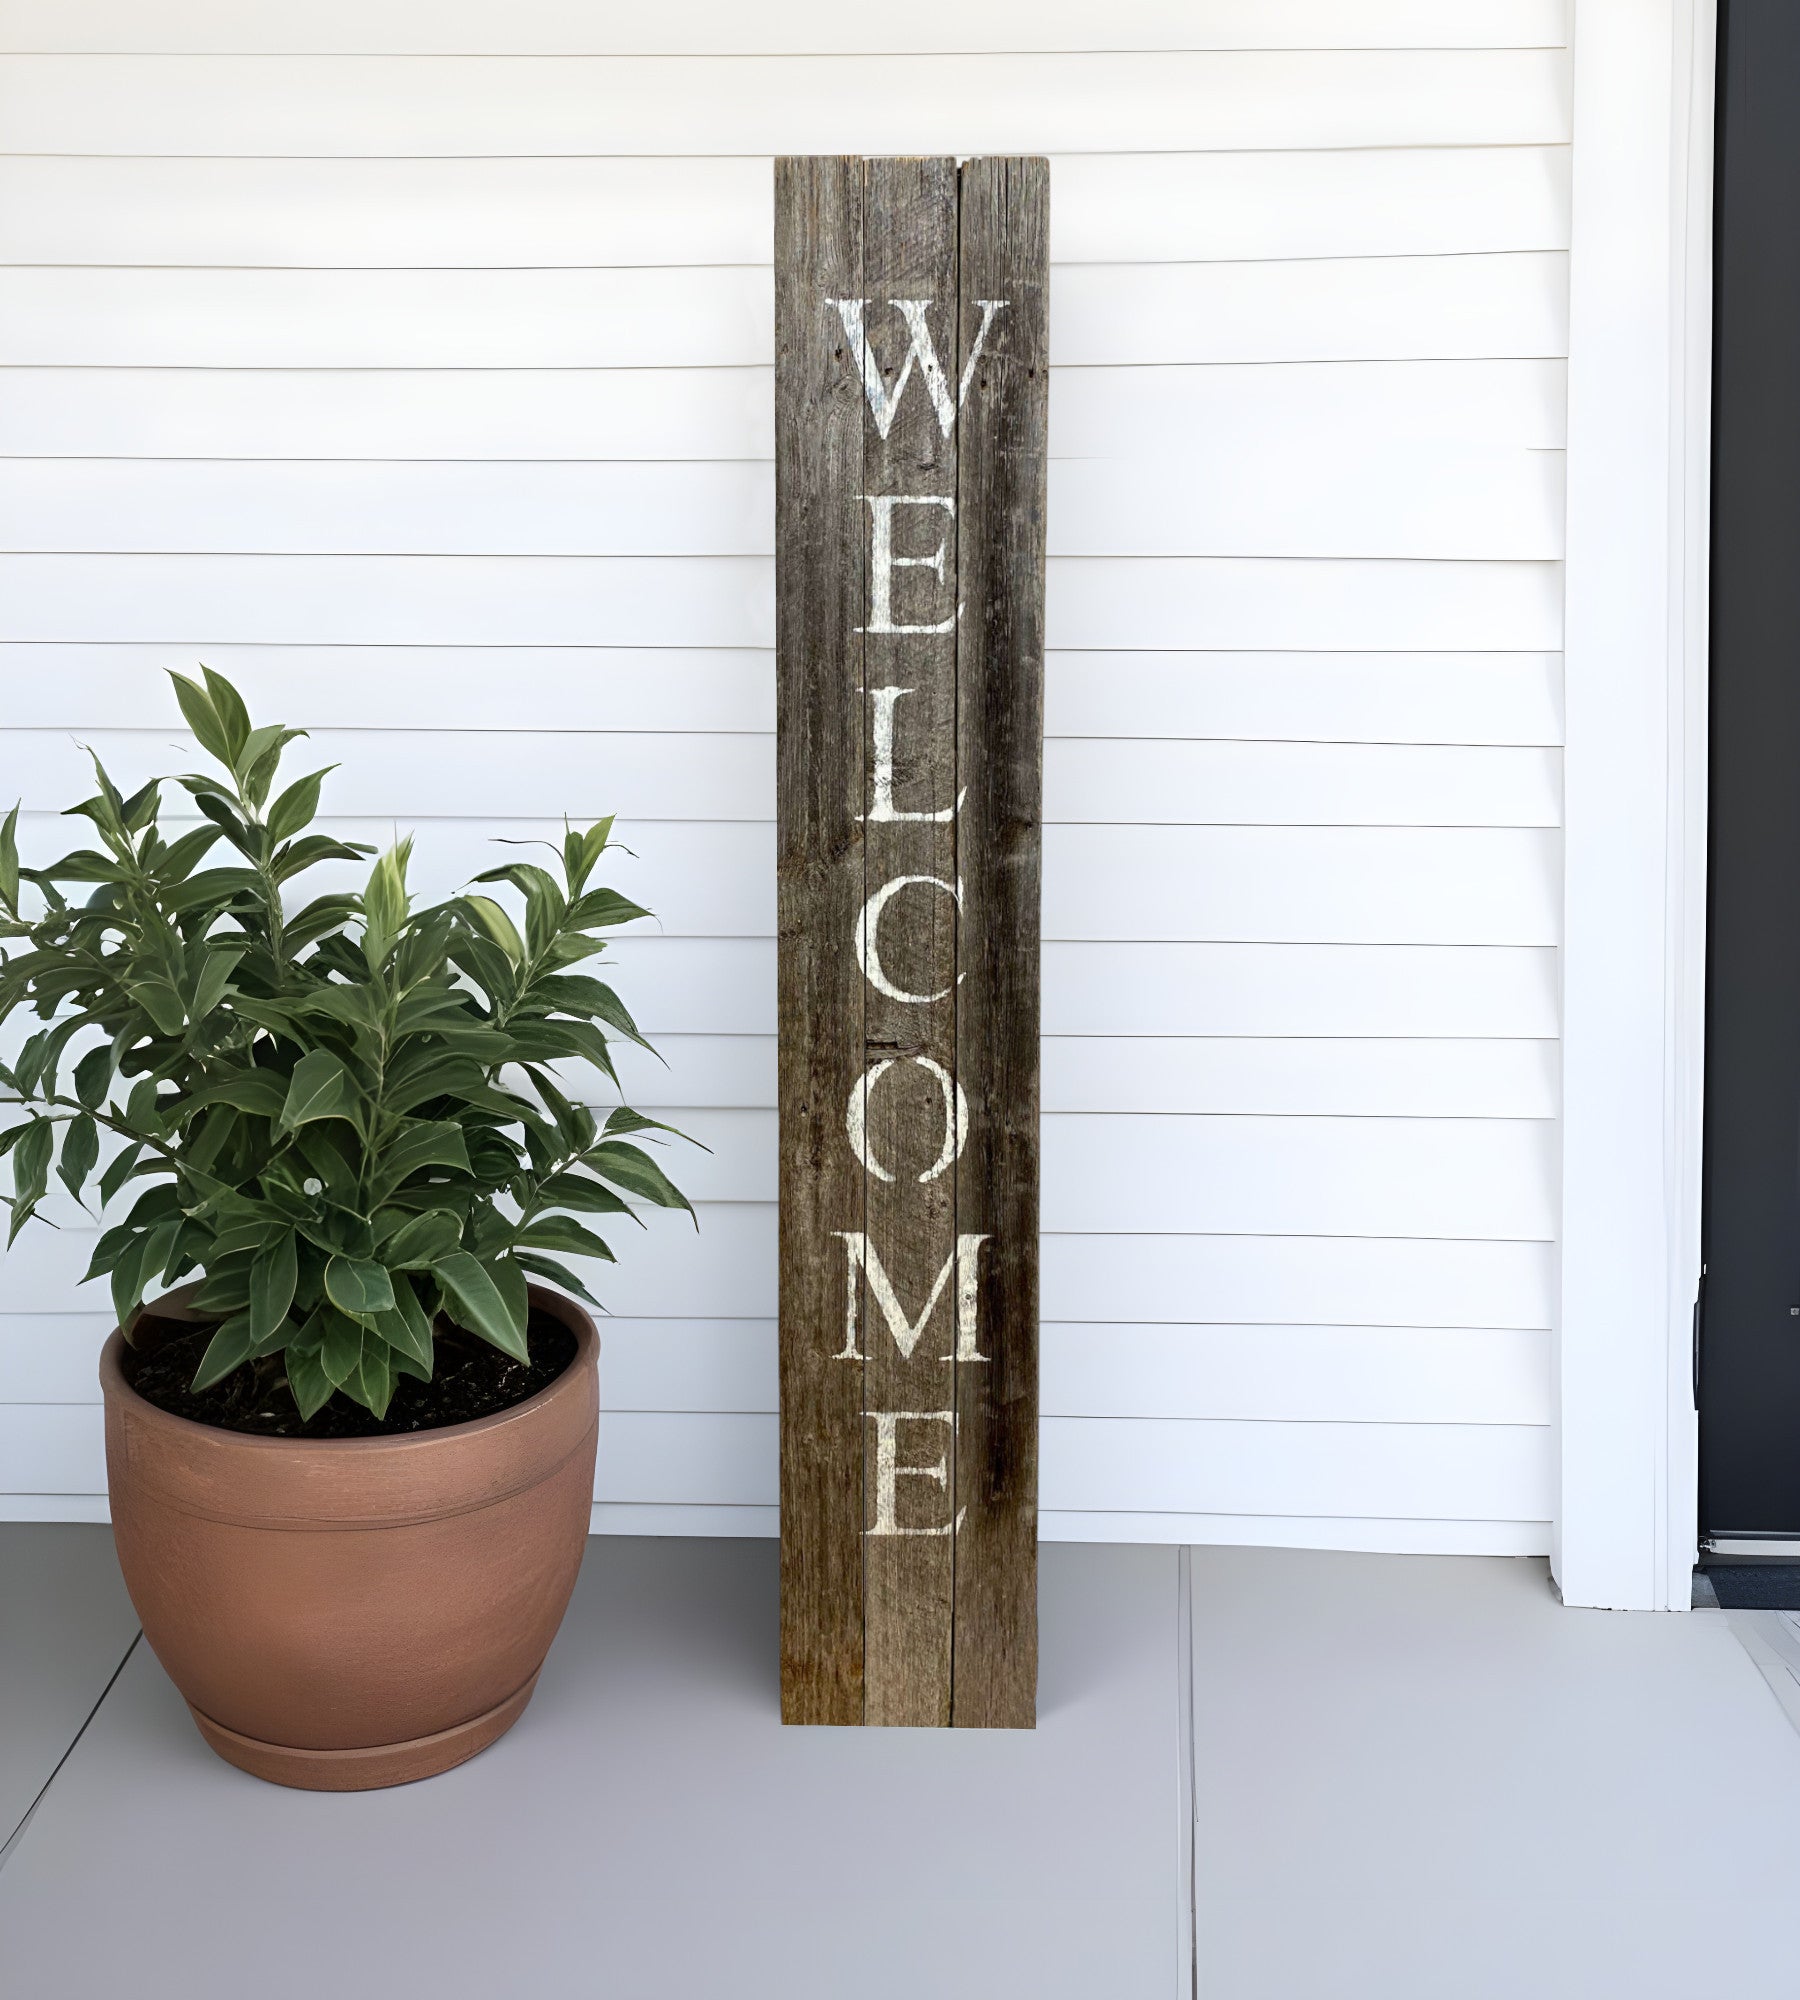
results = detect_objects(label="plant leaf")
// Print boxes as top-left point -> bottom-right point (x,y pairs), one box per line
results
584,1140 -> 694,1217
190,1312 -> 259,1393
534,974 -> 650,1050
265,766 -> 334,845
379,1207 -> 462,1268
208,1219 -> 280,1261
15,1016 -> 84,1098
0,802 -> 19,913
434,1250 -> 528,1362
110,1220 -> 180,1325
71,1042 -> 114,1111
127,978 -> 189,1037
460,894 -> 524,964
536,1170 -> 632,1217
7,1119 -> 53,1243
280,1049 -> 361,1129
489,1254 -> 530,1347
514,1214 -> 617,1262
282,893 -> 361,950
371,1119 -> 469,1195
161,866 -> 261,916
349,1337 -> 395,1418
56,1113 -> 99,1204
317,1306 -> 364,1388
375,1274 -> 434,1370
378,1054 -> 485,1121
512,1251 -> 601,1308
248,1228 -> 298,1341
188,946 -> 244,1022
285,1324 -> 335,1421
603,1107 -> 692,1142
567,886 -> 651,930
324,1254 -> 395,1319
97,1143 -> 145,1207
169,670 -> 233,765
186,1067 -> 290,1119
153,823 -> 223,885
187,1257 -> 255,1315
199,666 -> 252,764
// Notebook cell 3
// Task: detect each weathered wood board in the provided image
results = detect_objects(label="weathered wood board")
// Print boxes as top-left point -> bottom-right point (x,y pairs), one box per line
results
775,155 -> 1047,1728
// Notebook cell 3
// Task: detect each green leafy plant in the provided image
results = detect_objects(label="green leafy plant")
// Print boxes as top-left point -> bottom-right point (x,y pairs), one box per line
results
0,668 -> 693,1422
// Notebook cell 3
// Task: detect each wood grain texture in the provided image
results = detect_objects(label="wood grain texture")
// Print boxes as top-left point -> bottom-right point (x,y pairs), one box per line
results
857,156 -> 960,1727
775,154 -> 864,1725
776,156 -> 1046,1726
953,156 -> 1047,1727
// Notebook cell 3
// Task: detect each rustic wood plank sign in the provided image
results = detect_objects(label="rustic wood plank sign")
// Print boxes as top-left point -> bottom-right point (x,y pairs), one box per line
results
775,155 -> 1047,1728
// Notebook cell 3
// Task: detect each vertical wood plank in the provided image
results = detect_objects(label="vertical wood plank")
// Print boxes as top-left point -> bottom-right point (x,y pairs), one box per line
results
858,154 -> 961,1727
953,155 -> 1048,1728
778,153 -> 1046,1728
776,154 -> 866,1725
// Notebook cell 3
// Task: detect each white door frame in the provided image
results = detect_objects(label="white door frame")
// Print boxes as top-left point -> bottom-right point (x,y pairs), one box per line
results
1557,0 -> 1715,1610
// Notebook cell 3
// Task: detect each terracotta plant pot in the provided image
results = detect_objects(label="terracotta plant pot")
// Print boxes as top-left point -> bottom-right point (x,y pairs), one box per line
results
99,1284 -> 598,1792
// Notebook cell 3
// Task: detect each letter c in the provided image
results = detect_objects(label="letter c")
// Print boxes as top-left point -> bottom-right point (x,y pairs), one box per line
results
854,874 -> 962,1004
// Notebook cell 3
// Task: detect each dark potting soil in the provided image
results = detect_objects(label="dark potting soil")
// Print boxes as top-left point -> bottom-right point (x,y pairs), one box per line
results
122,1307 -> 579,1439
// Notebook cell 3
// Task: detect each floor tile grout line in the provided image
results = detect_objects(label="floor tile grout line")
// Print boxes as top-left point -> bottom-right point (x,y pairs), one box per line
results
1177,1544 -> 1198,1999
1722,1609 -> 1800,1743
0,1628 -> 140,1874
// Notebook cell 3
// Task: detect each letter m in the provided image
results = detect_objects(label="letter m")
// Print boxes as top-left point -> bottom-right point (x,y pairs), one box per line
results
831,1231 -> 990,1361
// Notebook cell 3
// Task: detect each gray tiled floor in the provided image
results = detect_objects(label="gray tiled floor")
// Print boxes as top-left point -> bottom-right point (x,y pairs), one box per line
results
7,1531 -> 1800,1998
1191,1546 -> 1800,1998
0,1524 -> 139,1849
0,1535 -> 1186,1999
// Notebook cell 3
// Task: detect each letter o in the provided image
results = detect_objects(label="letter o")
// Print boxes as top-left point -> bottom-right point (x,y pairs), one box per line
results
846,1056 -> 969,1184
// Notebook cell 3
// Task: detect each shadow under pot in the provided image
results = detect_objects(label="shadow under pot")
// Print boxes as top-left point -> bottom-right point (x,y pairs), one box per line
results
99,1283 -> 598,1792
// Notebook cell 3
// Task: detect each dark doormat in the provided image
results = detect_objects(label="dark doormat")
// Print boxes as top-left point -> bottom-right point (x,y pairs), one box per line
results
1705,1564 -> 1800,1609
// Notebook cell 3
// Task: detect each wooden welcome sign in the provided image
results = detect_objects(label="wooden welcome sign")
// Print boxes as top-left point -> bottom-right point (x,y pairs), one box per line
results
775,155 -> 1047,1728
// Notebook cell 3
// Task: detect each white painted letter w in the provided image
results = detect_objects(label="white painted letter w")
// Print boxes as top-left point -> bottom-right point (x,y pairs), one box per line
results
828,298 -> 1007,439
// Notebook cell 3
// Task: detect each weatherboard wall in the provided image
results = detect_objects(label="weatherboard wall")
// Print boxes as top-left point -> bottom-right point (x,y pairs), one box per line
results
0,0 -> 1568,1551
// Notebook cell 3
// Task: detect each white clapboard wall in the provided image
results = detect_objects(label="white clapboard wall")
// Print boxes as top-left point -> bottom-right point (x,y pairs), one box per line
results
0,0 -> 1568,1553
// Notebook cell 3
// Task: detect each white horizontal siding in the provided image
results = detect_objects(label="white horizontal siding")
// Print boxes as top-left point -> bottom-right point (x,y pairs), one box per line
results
2,1317 -> 1553,1425
0,3 -> 1570,57
0,1404 -> 1551,1528
0,1 -> 1567,1549
0,1492 -> 1548,1553
0,51 -> 1569,154
10,808 -> 1557,946
1,1205 -> 1556,1330
10,730 -> 1562,826
0,148 -> 1571,266
1,1031 -> 1557,1123
0,554 -> 1562,650
0,361 -> 1569,459
0,452 -> 1564,560
0,645 -> 1566,746
0,1104 -> 1555,1236
57,936 -> 1529,1040
0,260 -> 1569,366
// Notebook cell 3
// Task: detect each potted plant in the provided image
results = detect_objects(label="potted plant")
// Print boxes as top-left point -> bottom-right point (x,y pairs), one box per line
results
0,669 -> 693,1789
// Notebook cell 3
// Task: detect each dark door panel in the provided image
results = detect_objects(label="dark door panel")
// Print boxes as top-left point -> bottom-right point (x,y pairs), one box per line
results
1702,1 -> 1800,1533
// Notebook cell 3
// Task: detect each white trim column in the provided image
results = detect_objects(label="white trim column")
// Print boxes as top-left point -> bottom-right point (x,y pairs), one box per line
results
1557,0 -> 1714,1610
